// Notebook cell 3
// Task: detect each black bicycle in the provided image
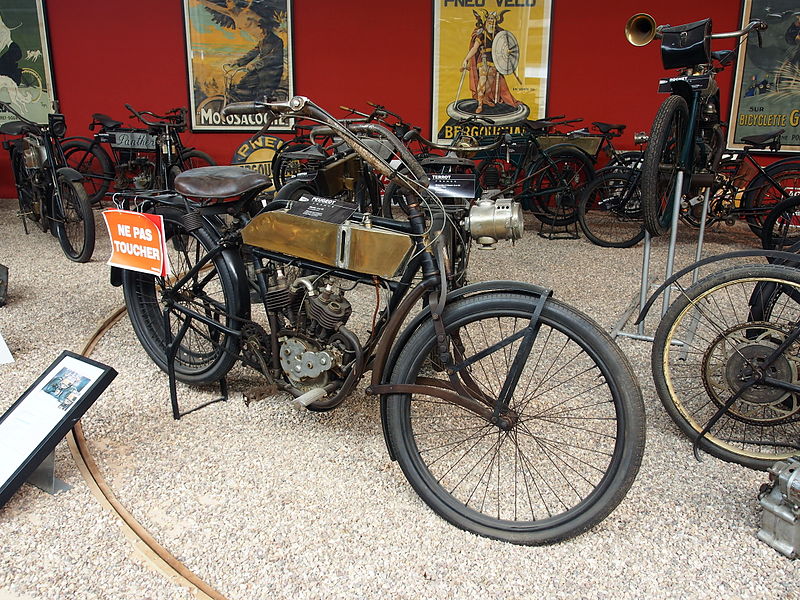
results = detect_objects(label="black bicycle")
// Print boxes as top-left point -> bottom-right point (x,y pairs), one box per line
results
61,105 -> 215,203
1,101 -> 95,262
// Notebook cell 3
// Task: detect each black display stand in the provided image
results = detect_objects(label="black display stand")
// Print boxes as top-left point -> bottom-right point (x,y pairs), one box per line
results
0,351 -> 116,508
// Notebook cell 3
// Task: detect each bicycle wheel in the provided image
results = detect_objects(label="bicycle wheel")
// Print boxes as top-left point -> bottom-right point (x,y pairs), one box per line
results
640,95 -> 689,236
271,141 -> 313,189
61,139 -> 113,204
180,149 -> 216,170
122,207 -> 244,385
652,264 -> 800,470
525,147 -> 594,227
578,170 -> 645,248
274,178 -> 318,202
612,151 -> 644,169
54,174 -> 95,262
745,164 -> 800,236
384,292 -> 646,545
761,195 -> 800,251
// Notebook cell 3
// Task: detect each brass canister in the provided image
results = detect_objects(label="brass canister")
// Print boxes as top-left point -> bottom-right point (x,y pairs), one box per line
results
241,211 -> 413,278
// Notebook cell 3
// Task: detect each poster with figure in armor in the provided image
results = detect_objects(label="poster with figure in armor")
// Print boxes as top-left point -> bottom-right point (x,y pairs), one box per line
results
729,0 -> 800,151
432,1 -> 552,142
183,0 -> 293,131
0,0 -> 55,126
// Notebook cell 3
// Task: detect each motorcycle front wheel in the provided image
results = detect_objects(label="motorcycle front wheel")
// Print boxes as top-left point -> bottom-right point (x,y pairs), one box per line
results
54,175 -> 95,262
384,292 -> 645,545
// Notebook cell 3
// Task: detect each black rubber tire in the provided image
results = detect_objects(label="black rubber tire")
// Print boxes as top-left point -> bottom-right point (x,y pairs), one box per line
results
54,175 -> 95,262
180,149 -> 216,170
380,179 -> 411,218
761,195 -> 800,251
612,151 -> 644,168
577,169 -> 645,248
641,95 -> 689,237
271,141 -> 313,190
122,207 -> 243,385
384,292 -> 646,545
524,146 -> 595,227
652,264 -> 800,470
60,139 -> 113,204
274,178 -> 318,202
744,163 -> 800,236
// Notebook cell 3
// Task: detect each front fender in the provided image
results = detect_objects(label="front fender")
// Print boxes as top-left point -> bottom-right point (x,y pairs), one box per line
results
56,166 -> 84,182
378,280 -> 550,460
634,248 -> 800,324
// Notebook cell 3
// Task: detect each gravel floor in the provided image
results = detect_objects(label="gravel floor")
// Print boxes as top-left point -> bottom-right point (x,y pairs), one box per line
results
0,196 -> 798,599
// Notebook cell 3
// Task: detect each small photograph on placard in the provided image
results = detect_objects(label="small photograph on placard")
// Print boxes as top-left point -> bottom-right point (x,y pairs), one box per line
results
41,368 -> 91,411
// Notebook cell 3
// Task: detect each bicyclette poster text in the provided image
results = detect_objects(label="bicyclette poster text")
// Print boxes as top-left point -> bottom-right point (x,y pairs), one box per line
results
729,0 -> 800,151
0,0 -> 56,126
432,0 -> 552,141
182,0 -> 294,132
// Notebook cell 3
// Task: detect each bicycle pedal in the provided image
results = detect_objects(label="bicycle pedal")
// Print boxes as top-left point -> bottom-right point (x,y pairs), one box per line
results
292,387 -> 326,410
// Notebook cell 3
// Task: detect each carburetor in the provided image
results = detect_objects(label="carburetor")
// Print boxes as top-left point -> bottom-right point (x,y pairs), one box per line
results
758,457 -> 800,559
464,192 -> 524,249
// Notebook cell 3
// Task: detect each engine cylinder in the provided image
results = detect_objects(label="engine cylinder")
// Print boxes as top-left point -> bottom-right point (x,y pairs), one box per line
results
465,196 -> 524,249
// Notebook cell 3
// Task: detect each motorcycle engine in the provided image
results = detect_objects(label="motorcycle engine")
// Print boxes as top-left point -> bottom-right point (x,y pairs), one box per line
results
268,272 -> 359,392
22,135 -> 46,169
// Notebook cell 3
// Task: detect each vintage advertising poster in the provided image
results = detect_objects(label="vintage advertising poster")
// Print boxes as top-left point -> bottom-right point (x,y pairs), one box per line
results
183,0 -> 293,131
729,0 -> 800,151
0,0 -> 56,126
432,1 -> 552,141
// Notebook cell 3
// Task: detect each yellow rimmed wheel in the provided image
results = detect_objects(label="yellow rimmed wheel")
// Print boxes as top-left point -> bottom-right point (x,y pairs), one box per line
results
652,264 -> 800,469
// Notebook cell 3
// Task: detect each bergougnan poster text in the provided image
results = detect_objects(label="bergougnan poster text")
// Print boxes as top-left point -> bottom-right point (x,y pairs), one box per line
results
432,0 -> 552,141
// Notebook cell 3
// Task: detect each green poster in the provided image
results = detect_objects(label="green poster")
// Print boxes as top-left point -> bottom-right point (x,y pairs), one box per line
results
0,0 -> 55,125
729,0 -> 800,151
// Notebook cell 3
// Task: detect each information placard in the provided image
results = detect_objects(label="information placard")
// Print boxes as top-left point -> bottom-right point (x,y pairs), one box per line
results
0,351 -> 116,508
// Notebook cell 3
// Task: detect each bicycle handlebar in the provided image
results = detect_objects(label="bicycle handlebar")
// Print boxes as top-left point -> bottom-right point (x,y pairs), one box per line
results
709,19 -> 767,40
124,104 -> 186,127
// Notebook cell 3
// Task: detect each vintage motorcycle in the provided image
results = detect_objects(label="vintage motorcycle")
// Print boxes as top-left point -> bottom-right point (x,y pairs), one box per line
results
111,96 -> 645,545
0,100 -> 95,262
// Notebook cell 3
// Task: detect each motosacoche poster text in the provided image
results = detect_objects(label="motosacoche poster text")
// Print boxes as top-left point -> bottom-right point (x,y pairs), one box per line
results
183,0 -> 293,132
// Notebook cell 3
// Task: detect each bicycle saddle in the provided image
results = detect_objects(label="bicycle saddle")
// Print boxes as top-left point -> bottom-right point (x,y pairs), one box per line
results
174,166 -> 270,201
741,129 -> 784,150
592,122 -> 626,135
0,121 -> 33,136
91,113 -> 123,130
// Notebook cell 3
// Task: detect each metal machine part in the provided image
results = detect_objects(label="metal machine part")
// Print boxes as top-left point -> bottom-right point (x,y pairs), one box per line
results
465,195 -> 524,249
279,337 -> 337,389
22,136 -> 46,169
758,457 -> 800,559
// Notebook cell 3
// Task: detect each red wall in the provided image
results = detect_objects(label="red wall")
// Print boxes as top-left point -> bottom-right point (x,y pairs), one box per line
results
0,0 -> 743,197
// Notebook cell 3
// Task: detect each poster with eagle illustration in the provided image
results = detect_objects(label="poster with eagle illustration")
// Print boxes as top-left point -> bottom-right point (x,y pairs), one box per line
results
183,0 -> 293,131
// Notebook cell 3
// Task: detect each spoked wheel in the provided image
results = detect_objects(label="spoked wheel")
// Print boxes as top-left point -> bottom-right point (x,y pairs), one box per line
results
525,148 -> 595,227
577,169 -> 645,248
641,95 -> 689,236
385,292 -> 645,545
54,175 -> 95,262
271,141 -> 314,190
761,195 -> 800,251
180,149 -> 216,170
746,164 -> 800,236
122,207 -> 245,385
61,139 -> 113,204
652,264 -> 800,469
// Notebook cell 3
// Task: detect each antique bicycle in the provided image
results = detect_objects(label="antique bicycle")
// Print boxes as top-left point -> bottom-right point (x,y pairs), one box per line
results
0,100 -> 95,262
110,95 -> 646,546
60,105 -> 215,203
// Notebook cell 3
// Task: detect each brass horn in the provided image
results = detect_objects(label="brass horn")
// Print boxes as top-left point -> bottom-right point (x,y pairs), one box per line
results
625,13 -> 659,46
